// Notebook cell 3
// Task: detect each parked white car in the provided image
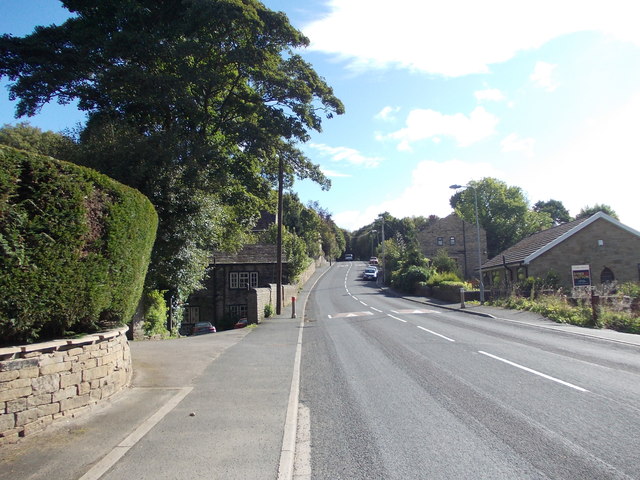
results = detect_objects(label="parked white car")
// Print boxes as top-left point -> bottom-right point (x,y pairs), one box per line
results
363,266 -> 378,280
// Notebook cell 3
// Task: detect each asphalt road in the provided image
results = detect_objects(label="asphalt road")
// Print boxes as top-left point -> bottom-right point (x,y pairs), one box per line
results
3,261 -> 640,480
299,262 -> 640,479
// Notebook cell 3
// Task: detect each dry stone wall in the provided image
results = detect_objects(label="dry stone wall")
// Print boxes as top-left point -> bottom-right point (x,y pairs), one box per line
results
0,327 -> 132,444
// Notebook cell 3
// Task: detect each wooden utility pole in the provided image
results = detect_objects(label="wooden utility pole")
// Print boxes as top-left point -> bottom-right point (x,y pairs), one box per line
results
276,155 -> 283,315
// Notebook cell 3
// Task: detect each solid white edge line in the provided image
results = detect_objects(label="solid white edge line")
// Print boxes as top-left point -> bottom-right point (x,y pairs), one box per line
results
388,314 -> 407,323
417,325 -> 456,342
278,262 -> 332,480
78,387 -> 193,480
479,351 -> 588,392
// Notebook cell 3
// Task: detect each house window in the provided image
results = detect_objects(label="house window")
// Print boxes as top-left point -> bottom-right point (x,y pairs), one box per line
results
229,271 -> 259,289
600,267 -> 615,284
187,306 -> 200,324
436,237 -> 444,246
228,304 -> 248,320
449,236 -> 456,245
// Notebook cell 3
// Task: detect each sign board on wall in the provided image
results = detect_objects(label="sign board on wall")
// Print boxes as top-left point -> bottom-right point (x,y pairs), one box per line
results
571,264 -> 591,287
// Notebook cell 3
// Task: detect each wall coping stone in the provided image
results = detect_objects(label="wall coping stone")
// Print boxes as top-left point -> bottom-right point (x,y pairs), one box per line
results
0,327 -> 129,360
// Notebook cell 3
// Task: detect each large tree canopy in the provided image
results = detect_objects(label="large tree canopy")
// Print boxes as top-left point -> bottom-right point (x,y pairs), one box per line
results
0,0 -> 344,296
450,178 -> 553,258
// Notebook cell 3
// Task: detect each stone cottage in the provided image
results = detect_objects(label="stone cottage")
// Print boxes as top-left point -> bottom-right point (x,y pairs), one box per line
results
416,213 -> 488,280
184,244 -> 288,332
481,212 -> 640,290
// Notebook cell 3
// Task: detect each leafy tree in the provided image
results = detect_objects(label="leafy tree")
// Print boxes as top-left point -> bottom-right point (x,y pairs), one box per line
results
431,248 -> 460,275
533,199 -> 572,225
576,204 -> 619,220
260,224 -> 308,281
450,178 -> 553,258
0,0 -> 344,298
0,122 -> 76,159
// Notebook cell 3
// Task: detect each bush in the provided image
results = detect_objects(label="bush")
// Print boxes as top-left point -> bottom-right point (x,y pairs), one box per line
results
391,265 -> 433,293
425,271 -> 462,287
264,303 -> 274,318
0,146 -> 158,345
492,294 -> 593,326
142,290 -> 170,337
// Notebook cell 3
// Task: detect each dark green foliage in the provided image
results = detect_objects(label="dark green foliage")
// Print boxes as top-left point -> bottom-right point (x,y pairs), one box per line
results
0,122 -> 77,160
431,248 -> 460,275
260,223 -> 309,281
576,204 -> 619,220
450,178 -> 553,258
0,0 -> 344,300
0,146 -> 157,345
391,265 -> 432,293
533,199 -> 572,225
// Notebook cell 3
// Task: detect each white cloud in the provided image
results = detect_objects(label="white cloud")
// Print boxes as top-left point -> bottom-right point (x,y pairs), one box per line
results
384,106 -> 499,150
308,143 -> 382,168
321,168 -> 351,178
303,0 -> 640,77
375,106 -> 400,121
503,91 -> 640,231
475,88 -> 506,102
333,159 -> 503,230
501,133 -> 535,157
530,61 -> 558,91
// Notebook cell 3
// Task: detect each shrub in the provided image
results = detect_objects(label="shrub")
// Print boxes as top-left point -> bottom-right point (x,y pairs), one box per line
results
431,248 -> 460,275
0,146 -> 158,345
264,303 -> 274,318
142,290 -> 170,337
598,309 -> 640,334
391,265 -> 433,293
425,271 -> 462,287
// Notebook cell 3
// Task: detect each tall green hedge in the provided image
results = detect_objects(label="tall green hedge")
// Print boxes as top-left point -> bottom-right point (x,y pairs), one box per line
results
0,145 -> 158,345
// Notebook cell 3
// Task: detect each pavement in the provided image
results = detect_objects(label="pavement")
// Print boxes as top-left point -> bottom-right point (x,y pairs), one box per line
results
2,263 -> 640,480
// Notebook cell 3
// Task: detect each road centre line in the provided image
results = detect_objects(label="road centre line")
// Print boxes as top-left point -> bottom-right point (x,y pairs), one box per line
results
371,307 -> 383,313
479,351 -> 589,392
388,314 -> 407,323
417,326 -> 456,342
360,301 -> 368,306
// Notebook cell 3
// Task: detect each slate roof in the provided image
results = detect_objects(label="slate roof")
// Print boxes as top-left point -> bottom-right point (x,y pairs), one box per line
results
211,244 -> 286,265
482,212 -> 640,269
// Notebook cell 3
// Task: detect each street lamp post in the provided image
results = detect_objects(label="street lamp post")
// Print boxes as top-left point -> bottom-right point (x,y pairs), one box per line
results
450,184 -> 485,304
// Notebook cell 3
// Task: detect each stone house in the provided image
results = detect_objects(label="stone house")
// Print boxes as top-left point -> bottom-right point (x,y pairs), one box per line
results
481,212 -> 640,291
416,213 -> 488,280
184,244 -> 288,332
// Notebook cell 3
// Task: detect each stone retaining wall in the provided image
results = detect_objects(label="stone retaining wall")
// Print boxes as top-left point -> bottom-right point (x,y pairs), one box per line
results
0,327 -> 132,444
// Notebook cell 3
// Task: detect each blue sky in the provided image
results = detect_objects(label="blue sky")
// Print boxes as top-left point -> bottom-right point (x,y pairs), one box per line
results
2,0 -> 640,232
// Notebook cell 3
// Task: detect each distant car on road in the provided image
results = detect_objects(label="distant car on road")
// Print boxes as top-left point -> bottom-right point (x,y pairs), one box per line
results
234,318 -> 249,329
363,266 -> 378,281
344,253 -> 353,261
192,322 -> 216,335
369,257 -> 379,265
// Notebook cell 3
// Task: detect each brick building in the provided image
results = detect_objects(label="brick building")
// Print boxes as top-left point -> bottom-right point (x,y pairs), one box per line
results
481,212 -> 640,290
416,213 -> 488,280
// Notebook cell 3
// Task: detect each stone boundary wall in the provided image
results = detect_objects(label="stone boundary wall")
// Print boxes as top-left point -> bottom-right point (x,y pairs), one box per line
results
0,327 -> 132,444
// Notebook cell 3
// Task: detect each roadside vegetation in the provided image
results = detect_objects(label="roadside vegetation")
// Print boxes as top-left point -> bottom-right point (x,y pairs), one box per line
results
489,280 -> 640,334
0,146 -> 158,345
